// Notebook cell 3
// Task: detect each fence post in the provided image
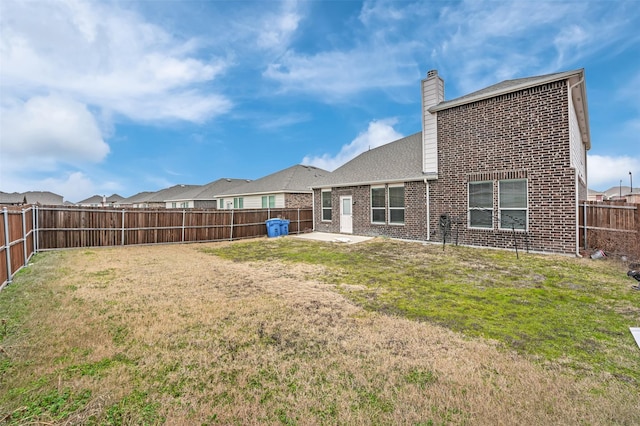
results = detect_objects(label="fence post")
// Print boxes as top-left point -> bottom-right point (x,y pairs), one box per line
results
3,207 -> 11,285
121,209 -> 126,246
22,209 -> 28,266
34,205 -> 38,253
297,208 -> 300,234
181,209 -> 186,242
582,202 -> 587,250
230,209 -> 234,241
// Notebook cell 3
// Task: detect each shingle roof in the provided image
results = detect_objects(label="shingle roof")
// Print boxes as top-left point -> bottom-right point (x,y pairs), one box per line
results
119,191 -> 157,204
430,69 -> 583,112
0,192 -> 27,204
23,191 -> 64,205
164,178 -> 250,201
146,185 -> 202,202
218,165 -> 329,196
311,132 -> 424,188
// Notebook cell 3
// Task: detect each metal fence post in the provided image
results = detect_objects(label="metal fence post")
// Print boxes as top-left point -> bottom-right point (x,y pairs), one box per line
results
22,209 -> 28,266
34,205 -> 39,253
582,202 -> 587,250
297,208 -> 300,234
3,207 -> 12,285
230,209 -> 234,241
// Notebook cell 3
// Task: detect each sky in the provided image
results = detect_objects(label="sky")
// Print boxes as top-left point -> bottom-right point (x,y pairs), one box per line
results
1,0 -> 639,202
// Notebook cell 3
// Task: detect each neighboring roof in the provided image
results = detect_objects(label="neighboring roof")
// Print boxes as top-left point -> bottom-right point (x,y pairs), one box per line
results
164,178 -> 250,202
218,165 -> 329,197
77,194 -> 125,204
601,185 -> 640,198
23,191 -> 64,205
311,132 -> 424,188
0,192 -> 26,204
119,191 -> 156,204
146,184 -> 202,202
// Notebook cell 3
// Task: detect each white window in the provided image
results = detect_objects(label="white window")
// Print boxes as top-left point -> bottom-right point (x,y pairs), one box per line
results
388,185 -> 404,224
321,190 -> 332,221
371,186 -> 385,223
468,181 -> 493,228
261,195 -> 276,208
233,197 -> 243,209
499,179 -> 527,230
218,199 -> 223,209
171,202 -> 177,208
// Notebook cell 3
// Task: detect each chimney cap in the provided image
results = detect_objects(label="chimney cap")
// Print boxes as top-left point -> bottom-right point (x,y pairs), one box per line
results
427,69 -> 438,78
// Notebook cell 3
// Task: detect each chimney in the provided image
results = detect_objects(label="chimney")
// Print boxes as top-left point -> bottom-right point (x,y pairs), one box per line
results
421,70 -> 444,176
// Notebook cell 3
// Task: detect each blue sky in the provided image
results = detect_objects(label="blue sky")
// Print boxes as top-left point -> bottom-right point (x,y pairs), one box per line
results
1,0 -> 639,202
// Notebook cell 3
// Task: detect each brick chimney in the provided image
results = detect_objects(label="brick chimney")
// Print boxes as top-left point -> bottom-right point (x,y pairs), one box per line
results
421,70 -> 444,176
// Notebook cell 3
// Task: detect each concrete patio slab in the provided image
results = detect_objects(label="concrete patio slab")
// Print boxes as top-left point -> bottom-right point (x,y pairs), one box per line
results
290,232 -> 373,244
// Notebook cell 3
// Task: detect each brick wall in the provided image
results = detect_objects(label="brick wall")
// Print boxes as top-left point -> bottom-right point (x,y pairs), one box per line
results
284,192 -> 312,209
431,80 -> 578,254
313,182 -> 428,241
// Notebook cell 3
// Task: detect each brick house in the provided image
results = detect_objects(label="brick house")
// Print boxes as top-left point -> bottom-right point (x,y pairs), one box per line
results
311,69 -> 590,255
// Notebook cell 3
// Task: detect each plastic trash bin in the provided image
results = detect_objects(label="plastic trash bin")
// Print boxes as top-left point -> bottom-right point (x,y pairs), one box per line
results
279,219 -> 290,236
266,219 -> 281,238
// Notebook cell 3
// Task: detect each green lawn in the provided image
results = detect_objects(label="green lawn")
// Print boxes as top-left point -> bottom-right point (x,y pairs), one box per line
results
204,238 -> 640,385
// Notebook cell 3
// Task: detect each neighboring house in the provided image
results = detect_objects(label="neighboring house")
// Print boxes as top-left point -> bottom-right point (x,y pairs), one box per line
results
164,178 -> 250,209
119,191 -> 156,208
587,189 -> 605,202
599,185 -> 640,202
0,191 -> 64,205
144,185 -> 202,208
312,69 -> 590,255
77,194 -> 124,207
216,165 -> 329,210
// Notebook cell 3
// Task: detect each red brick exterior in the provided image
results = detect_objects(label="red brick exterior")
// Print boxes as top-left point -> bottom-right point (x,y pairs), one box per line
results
284,193 -> 312,208
314,79 -> 583,254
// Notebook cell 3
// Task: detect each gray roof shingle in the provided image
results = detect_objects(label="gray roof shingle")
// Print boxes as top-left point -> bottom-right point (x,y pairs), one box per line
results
165,178 -> 250,201
218,165 -> 329,196
311,132 -> 424,188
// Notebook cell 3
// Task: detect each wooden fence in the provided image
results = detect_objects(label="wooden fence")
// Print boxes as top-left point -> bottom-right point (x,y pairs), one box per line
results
579,201 -> 640,258
1,206 -> 36,290
1,206 -> 312,289
4,201 -> 638,289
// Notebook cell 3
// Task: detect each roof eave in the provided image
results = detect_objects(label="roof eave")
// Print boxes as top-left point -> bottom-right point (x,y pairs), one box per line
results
311,175 -> 436,189
428,69 -> 584,113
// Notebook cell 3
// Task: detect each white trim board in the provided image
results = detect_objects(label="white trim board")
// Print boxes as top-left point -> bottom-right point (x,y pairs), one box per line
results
630,328 -> 640,350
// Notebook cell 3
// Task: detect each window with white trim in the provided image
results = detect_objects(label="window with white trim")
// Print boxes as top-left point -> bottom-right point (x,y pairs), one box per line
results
388,185 -> 405,224
233,197 -> 243,209
499,179 -> 527,230
468,181 -> 493,228
371,186 -> 385,223
321,190 -> 332,221
218,198 -> 223,209
261,195 -> 276,208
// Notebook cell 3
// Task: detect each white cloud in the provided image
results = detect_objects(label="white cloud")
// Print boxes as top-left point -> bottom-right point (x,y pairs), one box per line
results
302,119 -> 403,171
256,0 -> 302,51
0,0 -> 231,122
264,47 -> 419,101
1,94 -> 109,171
587,154 -> 639,191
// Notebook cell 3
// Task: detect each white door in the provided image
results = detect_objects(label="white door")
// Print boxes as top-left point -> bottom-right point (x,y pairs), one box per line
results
340,196 -> 353,234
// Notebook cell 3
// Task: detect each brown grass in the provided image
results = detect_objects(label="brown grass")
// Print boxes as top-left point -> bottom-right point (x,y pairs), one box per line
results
2,241 -> 639,425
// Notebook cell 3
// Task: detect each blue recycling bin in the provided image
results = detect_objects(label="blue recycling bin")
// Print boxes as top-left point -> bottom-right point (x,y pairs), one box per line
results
279,219 -> 290,236
266,219 -> 281,238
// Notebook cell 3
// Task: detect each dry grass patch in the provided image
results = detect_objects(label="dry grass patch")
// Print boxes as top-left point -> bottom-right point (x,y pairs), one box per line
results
1,241 -> 639,425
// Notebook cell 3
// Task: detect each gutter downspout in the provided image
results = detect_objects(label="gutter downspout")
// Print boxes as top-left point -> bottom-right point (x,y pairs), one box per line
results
569,77 -> 585,256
